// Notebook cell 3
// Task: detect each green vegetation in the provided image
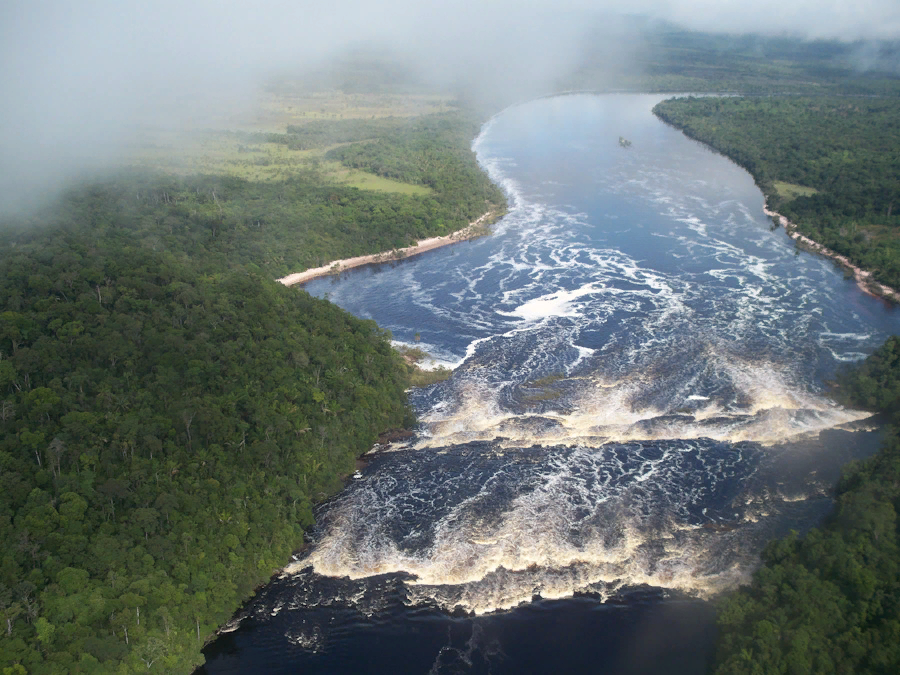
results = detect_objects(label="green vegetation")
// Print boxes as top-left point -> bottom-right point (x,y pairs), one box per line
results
0,229 -> 414,673
0,91 -> 505,672
773,181 -> 818,201
3,28 -> 896,674
393,345 -> 453,388
713,338 -> 900,674
41,113 -> 505,281
130,132 -> 431,195
834,336 -> 900,420
336,168 -> 432,196
564,25 -> 900,98
407,367 -> 453,388
653,96 -> 900,288
653,87 -> 900,675
321,114 -> 501,198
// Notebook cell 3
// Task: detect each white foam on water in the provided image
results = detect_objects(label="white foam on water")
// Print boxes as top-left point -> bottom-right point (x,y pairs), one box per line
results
570,345 -> 596,371
819,331 -> 872,340
282,95 -> 897,620
498,283 -> 603,321
824,349 -> 869,363
287,439 -> 785,614
417,346 -> 869,450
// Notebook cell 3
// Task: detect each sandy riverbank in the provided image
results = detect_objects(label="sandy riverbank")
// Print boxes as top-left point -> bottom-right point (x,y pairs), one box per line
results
764,204 -> 900,304
277,211 -> 496,287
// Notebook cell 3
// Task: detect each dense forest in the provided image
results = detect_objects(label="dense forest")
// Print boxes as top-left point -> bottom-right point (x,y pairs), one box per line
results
714,339 -> 900,674
0,232 -> 416,673
653,96 -> 900,289
0,108 -> 503,673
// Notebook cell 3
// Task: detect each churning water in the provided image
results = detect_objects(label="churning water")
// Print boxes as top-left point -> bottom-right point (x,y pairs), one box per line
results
201,95 -> 900,673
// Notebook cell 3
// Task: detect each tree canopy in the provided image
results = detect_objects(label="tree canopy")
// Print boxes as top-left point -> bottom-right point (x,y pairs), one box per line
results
0,229 -> 415,672
713,339 -> 900,674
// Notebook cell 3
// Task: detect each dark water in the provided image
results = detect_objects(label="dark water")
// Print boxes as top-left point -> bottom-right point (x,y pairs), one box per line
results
201,94 -> 899,673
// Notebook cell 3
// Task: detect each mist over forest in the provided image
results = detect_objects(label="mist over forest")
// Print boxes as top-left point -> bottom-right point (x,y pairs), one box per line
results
2,2 -> 900,674
1,0 -> 898,215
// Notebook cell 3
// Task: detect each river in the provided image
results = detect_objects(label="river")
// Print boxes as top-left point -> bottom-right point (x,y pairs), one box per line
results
200,94 -> 900,673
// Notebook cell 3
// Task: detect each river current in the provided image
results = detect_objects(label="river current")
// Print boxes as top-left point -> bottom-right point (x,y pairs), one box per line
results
201,94 -> 900,673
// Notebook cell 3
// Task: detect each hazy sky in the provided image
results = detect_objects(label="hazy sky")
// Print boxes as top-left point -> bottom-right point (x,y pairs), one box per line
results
1,0 -> 899,214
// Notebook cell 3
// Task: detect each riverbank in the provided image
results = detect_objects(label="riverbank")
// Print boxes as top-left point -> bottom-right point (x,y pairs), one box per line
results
764,204 -> 900,304
277,210 -> 498,287
652,96 -> 900,305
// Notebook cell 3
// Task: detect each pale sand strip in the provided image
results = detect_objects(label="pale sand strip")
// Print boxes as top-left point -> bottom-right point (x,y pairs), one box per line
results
277,211 -> 496,287
764,203 -> 899,303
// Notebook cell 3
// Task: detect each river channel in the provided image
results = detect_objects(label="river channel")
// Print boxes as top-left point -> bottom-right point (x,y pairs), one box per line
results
200,94 -> 900,674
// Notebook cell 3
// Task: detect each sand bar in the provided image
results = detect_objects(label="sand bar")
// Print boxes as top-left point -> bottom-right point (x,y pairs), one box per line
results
277,210 -> 496,287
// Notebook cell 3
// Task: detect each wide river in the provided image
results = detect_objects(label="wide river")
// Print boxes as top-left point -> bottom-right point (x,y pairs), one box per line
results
201,94 -> 900,673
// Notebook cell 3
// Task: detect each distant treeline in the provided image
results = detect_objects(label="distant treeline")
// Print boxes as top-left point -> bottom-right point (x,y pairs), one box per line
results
653,96 -> 900,289
713,339 -> 900,674
633,31 -> 900,97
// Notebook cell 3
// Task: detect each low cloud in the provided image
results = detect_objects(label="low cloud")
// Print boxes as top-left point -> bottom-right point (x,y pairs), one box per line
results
1,0 -> 898,215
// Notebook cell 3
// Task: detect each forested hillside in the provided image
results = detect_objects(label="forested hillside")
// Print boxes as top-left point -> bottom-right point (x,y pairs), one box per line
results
0,105 -> 503,673
713,340 -> 900,674
0,228 -> 414,673
653,97 -> 900,289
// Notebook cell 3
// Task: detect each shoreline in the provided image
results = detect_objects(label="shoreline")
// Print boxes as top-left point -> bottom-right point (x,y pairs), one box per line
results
764,204 -> 900,304
653,105 -> 899,306
277,210 -> 497,287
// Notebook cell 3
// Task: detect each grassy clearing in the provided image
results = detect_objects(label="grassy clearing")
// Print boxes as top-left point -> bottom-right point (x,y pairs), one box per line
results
123,89 -> 447,194
774,180 -> 820,200
128,130 -> 319,180
126,131 -> 432,195
323,160 -> 432,195
251,90 -> 457,131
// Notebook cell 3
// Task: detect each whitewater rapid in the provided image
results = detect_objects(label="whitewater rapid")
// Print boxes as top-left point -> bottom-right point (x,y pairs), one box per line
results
267,95 -> 895,619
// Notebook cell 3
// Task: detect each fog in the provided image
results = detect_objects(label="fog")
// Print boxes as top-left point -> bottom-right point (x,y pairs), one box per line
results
1,0 -> 899,215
